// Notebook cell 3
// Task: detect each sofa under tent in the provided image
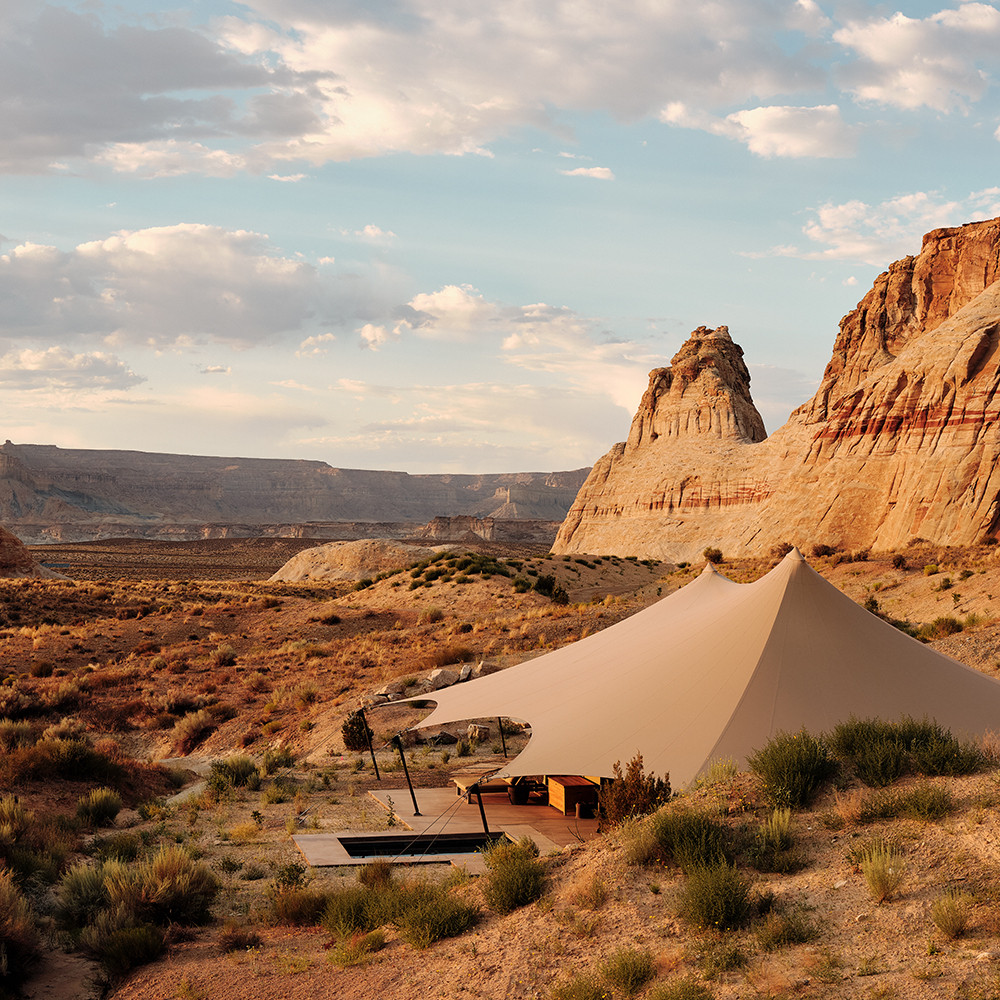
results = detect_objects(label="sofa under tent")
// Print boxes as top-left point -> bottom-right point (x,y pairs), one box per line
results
407,548 -> 1000,790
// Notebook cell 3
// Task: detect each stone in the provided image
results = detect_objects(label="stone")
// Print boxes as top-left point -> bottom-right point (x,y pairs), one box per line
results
467,723 -> 490,742
459,663 -> 473,682
471,660 -> 499,679
427,668 -> 460,690
0,526 -> 67,579
554,219 -> 1000,560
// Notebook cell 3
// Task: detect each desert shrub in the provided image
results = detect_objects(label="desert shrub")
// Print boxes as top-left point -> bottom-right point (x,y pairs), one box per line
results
745,808 -> 804,874
918,616 -> 963,640
218,920 -> 263,953
207,755 -> 260,793
771,541 -> 794,558
55,863 -> 109,931
811,543 -> 836,557
106,847 -> 218,925
831,719 -> 907,786
341,711 -> 373,752
261,746 -> 295,773
931,890 -> 970,939
754,907 -> 817,950
210,644 -> 237,668
923,564 -> 939,576
598,752 -> 670,827
89,832 -> 142,863
891,554 -> 907,569
420,606 -> 444,624
895,783 -> 953,821
859,839 -> 904,903
481,838 -> 545,914
0,720 -> 34,751
910,733 -> 984,776
0,871 -> 40,992
395,885 -> 478,948
79,908 -> 164,978
76,787 -> 123,827
649,809 -> 730,872
549,972 -> 606,1000
358,858 -> 394,889
321,885 -> 377,937
569,873 -> 608,911
600,947 -> 656,997
329,928 -> 386,967
171,710 -> 216,754
647,978 -> 715,1000
699,941 -> 748,980
680,861 -> 752,931
270,887 -> 332,926
42,716 -> 87,742
703,547 -> 723,564
748,729 -> 834,807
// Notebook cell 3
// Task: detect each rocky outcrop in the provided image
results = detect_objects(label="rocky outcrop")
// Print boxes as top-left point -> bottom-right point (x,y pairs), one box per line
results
269,539 -> 450,583
0,526 -> 68,578
0,441 -> 589,542
554,218 -> 1000,560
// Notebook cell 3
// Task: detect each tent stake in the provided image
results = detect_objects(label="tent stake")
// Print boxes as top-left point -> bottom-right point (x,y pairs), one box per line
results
393,735 -> 421,816
358,707 -> 380,781
497,717 -> 508,758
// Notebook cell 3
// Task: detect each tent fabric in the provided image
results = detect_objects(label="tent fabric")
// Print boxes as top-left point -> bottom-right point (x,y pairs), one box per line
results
407,550 -> 1000,787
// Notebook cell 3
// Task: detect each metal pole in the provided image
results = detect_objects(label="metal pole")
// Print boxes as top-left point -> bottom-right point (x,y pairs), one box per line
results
359,707 -> 381,781
471,783 -> 490,836
497,717 -> 508,759
393,735 -> 421,816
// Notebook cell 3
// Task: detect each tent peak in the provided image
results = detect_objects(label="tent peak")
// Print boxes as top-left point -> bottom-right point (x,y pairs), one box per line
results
700,560 -> 720,576
782,546 -> 805,562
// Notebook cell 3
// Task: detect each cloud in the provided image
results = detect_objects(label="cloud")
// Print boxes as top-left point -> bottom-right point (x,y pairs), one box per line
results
834,3 -> 1000,112
341,224 -> 397,241
0,223 -> 393,347
268,173 -> 307,182
662,103 -> 857,158
0,5 -> 328,174
560,166 -> 615,179
0,347 -> 144,391
756,187 -> 1000,265
200,365 -> 231,374
296,332 -> 336,357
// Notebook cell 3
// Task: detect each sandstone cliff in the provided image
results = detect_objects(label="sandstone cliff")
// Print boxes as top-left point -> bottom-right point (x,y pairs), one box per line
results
0,526 -> 67,579
554,218 -> 1000,561
0,442 -> 589,544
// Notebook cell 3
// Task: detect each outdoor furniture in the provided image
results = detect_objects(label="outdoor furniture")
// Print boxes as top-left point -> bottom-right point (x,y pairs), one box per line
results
451,774 -> 509,801
547,775 -> 599,816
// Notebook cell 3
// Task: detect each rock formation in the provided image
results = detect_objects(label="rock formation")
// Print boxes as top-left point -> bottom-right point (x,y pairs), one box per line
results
0,442 -> 589,544
0,526 -> 67,579
554,218 -> 1000,561
269,539 -> 450,583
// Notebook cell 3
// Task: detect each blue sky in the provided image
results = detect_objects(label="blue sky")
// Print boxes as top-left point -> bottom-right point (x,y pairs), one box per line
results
2,0 -> 1000,472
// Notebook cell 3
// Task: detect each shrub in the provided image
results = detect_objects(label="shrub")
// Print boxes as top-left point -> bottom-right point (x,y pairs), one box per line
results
930,890 -> 970,939
106,847 -> 219,925
600,947 -> 656,997
918,616 -> 963,640
341,711 -> 373,752
218,920 -> 263,953
754,907 -> 817,950
329,929 -> 386,967
679,862 -> 752,931
395,887 -> 478,948
77,787 -> 123,827
598,752 -> 670,827
647,978 -> 715,1000
270,887 -> 332,926
748,730 -> 834,807
703,547 -> 723,564
860,841 -> 904,903
55,863 -> 109,931
891,554 -> 907,569
811,543 -> 836,558
0,871 -> 40,992
896,783 -> 952,821
746,807 -> 804,873
210,644 -> 237,668
321,885 -> 377,937
481,838 -> 545,914
79,909 -> 164,978
649,809 -> 730,872
549,972 -> 606,1000
923,564 -> 939,576
89,832 -> 142,863
171,710 -> 216,754
207,755 -> 260,793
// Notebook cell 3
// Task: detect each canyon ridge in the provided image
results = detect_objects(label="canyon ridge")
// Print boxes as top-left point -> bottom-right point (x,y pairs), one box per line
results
554,218 -> 1000,562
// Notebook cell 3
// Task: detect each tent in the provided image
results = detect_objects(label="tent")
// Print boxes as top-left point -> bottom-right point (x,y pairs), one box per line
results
408,549 -> 1000,788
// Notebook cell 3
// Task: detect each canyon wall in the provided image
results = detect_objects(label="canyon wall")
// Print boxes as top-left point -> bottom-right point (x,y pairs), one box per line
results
554,219 -> 1000,561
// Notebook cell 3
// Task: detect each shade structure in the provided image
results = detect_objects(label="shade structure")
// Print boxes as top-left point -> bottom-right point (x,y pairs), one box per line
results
408,549 -> 1000,787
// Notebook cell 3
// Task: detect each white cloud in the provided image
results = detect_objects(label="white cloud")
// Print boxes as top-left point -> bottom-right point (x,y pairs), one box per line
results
0,223 -> 394,347
560,166 -> 615,180
341,224 -> 397,241
758,187 -> 1000,265
268,173 -> 307,182
200,365 -> 232,374
834,3 -> 1000,112
663,103 -> 857,158
296,332 -> 336,357
0,347 -> 144,391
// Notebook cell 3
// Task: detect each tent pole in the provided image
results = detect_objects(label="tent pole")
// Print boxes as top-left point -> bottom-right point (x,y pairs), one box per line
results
393,735 -> 421,816
470,782 -> 490,836
497,717 -> 508,758
358,707 -> 381,781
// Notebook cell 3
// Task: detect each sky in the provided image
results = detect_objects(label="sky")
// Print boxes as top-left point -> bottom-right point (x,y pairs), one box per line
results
3,1 -> 1000,474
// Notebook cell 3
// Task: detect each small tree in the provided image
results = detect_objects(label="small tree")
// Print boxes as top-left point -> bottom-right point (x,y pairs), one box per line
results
341,710 -> 373,752
598,753 -> 670,827
703,547 -> 723,565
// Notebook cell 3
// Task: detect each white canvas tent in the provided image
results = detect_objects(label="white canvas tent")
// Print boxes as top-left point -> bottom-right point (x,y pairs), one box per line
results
409,549 -> 1000,788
